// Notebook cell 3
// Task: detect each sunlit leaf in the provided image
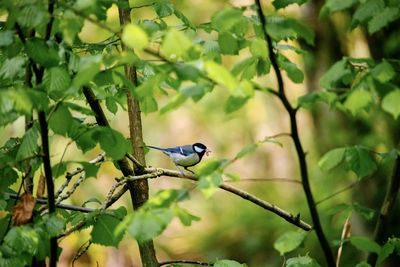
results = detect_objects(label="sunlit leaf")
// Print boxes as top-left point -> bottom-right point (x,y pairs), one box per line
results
345,146 -> 377,178
368,7 -> 399,34
160,29 -> 192,60
266,16 -> 314,45
128,208 -> 173,243
274,231 -> 307,255
122,24 -> 149,50
350,236 -> 381,253
91,214 -> 124,247
286,256 -> 321,267
382,89 -> 400,119
344,89 -> 372,116
318,147 -> 346,171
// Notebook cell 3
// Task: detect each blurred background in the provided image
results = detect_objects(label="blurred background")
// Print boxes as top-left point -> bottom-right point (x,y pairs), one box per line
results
1,0 -> 399,266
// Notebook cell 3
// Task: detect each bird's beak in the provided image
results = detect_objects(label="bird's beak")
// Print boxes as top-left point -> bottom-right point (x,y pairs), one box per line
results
205,149 -> 212,156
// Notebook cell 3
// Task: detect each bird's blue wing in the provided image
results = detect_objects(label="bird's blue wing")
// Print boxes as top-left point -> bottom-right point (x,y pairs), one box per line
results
164,145 -> 193,156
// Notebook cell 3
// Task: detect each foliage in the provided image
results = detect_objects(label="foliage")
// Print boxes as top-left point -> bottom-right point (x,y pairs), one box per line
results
0,0 -> 400,266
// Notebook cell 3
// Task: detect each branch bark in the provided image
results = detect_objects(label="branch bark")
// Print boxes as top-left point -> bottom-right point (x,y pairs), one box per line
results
367,156 -> 400,266
117,3 -> 158,266
254,1 -> 335,266
82,85 -> 158,266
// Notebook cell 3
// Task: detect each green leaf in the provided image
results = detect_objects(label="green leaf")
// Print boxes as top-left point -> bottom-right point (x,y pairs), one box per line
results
225,172 -> 241,181
122,24 -> 149,50
286,256 -> 321,267
368,7 -> 399,34
352,203 -> 375,220
43,67 -> 72,99
355,262 -> 372,267
345,146 -> 377,178
0,56 -> 26,79
273,0 -> 308,9
318,147 -> 346,171
173,206 -> 200,226
49,105 -> 73,136
0,167 -> 18,190
320,0 -> 358,17
59,10 -> 84,45
0,31 -> 14,47
4,226 -> 40,255
371,61 -> 396,83
231,58 -> 256,76
218,32 -> 239,55
92,127 -> 131,160
351,0 -> 385,28
278,54 -> 304,83
205,61 -> 238,92
25,38 -> 59,67
211,7 -> 245,32
266,16 -> 314,45
378,239 -> 396,263
79,162 -> 100,178
153,2 -> 174,17
225,96 -> 249,113
344,89 -> 372,116
91,214 -> 124,247
250,38 -> 268,59
174,63 -> 201,81
197,172 -> 223,198
146,189 -> 189,209
320,59 -> 352,89
298,91 -> 337,108
160,29 -> 192,60
140,96 -> 158,114
274,231 -> 307,255
197,159 -> 226,177
382,89 -> 400,119
17,4 -> 48,28
160,94 -> 187,114
350,236 -> 381,253
235,144 -> 258,160
128,208 -> 173,243
105,97 -> 118,114
73,55 -> 102,87
16,125 -> 39,161
214,259 -> 247,267
42,214 -> 65,237
174,9 -> 196,29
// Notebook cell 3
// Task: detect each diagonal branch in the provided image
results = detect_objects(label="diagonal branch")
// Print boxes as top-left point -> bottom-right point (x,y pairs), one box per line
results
254,1 -> 335,266
142,167 -> 312,231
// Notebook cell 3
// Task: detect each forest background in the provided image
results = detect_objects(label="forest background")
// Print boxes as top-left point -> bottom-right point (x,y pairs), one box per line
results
0,0 -> 400,266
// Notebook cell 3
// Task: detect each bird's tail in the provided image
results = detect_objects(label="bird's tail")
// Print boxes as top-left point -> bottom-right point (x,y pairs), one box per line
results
147,145 -> 165,151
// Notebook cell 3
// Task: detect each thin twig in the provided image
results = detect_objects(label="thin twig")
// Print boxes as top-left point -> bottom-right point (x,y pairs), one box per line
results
225,178 -> 301,184
316,181 -> 359,205
5,193 -> 95,213
72,239 -> 92,267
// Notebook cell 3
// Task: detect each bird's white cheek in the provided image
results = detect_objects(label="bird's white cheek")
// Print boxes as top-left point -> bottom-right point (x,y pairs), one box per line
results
194,146 -> 205,153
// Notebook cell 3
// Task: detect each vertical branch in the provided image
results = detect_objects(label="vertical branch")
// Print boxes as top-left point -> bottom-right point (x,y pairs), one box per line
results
118,4 -> 158,266
38,112 -> 57,267
254,1 -> 335,266
367,156 -> 400,266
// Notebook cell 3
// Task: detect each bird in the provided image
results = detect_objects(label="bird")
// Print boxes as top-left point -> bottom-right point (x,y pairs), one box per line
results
147,143 -> 210,174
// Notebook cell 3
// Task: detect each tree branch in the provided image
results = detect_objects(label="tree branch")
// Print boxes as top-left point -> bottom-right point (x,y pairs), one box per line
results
254,1 -> 334,266
367,156 -> 400,266
142,167 -> 312,231
159,260 -> 212,266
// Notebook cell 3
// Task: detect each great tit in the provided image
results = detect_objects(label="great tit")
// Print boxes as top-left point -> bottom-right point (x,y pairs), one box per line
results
147,143 -> 210,173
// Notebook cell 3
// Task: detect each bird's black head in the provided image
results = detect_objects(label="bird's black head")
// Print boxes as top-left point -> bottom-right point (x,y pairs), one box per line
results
192,143 -> 208,157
